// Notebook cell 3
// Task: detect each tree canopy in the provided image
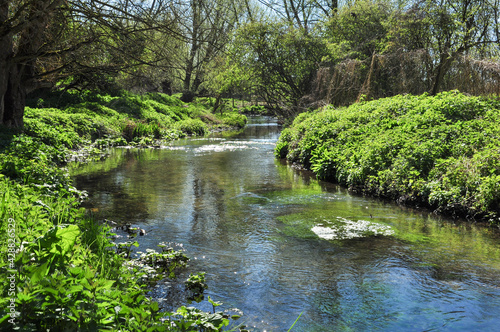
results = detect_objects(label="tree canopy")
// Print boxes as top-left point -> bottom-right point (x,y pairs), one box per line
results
1,0 -> 500,127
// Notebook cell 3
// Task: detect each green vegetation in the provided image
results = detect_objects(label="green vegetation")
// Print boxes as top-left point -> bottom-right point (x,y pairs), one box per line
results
276,91 -> 500,224
25,90 -> 246,146
0,90 -> 246,330
1,0 -> 498,329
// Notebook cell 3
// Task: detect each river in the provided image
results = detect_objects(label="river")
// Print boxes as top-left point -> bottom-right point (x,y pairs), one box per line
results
71,116 -> 500,331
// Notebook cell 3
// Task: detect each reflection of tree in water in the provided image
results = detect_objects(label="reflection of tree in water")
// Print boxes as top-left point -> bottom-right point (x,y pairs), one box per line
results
189,154 -> 228,240
73,150 -> 152,223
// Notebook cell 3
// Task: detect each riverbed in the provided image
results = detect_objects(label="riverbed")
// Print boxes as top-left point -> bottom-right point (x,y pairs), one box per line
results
72,116 -> 500,331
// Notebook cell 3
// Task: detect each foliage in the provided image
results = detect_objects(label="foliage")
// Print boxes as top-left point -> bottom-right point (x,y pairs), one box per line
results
175,119 -> 208,136
276,91 -> 500,223
221,113 -> 247,128
0,172 -> 232,330
239,105 -> 268,115
323,0 -> 392,62
313,0 -> 500,106
24,90 -> 248,144
185,272 -> 208,302
227,20 -> 328,116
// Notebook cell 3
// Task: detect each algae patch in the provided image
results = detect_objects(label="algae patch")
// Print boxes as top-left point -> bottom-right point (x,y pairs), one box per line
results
312,217 -> 394,240
278,210 -> 394,241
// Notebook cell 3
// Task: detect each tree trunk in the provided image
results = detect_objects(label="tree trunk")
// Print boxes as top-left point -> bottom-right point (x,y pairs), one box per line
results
183,0 -> 201,93
0,2 -> 12,127
0,61 -> 24,130
0,0 -> 62,128
3,65 -> 26,128
431,54 -> 453,95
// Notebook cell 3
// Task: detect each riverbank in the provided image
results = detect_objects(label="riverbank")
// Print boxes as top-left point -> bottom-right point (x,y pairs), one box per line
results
276,91 -> 500,225
0,90 -> 246,330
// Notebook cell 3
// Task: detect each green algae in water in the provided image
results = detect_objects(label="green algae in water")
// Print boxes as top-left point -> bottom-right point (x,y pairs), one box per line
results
278,210 -> 394,241
312,217 -> 394,240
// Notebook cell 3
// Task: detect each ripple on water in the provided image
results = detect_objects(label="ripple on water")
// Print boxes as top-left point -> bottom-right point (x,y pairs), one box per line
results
194,143 -> 255,154
312,217 -> 395,240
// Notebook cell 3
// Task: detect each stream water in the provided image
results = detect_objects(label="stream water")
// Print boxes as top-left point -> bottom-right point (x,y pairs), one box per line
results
71,117 -> 500,331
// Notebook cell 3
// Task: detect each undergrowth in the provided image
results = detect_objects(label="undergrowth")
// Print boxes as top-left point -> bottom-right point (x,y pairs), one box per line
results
26,90 -> 247,145
276,91 -> 500,224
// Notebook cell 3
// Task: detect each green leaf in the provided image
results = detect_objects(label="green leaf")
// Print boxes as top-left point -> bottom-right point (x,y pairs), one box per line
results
96,280 -> 115,291
0,313 -> 11,325
150,302 -> 159,312
67,284 -> 84,294
207,295 -> 222,308
31,261 -> 50,283
38,224 -> 80,258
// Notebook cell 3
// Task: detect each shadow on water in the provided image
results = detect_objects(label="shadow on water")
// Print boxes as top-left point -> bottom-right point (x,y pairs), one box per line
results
72,116 -> 500,331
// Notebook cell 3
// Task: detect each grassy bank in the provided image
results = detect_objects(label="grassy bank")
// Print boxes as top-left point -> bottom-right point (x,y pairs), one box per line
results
0,91 -> 246,330
276,91 -> 500,224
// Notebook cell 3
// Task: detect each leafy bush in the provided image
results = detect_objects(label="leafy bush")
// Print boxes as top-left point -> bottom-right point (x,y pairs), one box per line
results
175,119 -> 208,136
276,91 -> 500,222
240,105 -> 268,115
221,112 -> 247,128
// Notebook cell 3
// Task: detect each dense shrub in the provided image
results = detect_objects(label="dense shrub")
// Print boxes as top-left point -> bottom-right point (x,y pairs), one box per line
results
221,112 -> 247,128
276,91 -> 500,222
175,118 -> 208,136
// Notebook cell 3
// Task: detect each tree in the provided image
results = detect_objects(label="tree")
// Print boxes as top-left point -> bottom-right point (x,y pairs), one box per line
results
228,20 -> 327,116
314,0 -> 500,105
391,0 -> 500,95
256,0 -> 339,32
323,0 -> 392,62
0,0 -> 179,128
171,0 -> 247,100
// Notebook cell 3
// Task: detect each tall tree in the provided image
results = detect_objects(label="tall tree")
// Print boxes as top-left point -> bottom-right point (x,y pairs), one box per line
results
174,0 -> 246,99
410,0 -> 499,94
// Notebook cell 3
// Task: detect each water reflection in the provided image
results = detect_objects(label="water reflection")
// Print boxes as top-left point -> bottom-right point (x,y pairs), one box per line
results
72,117 -> 500,331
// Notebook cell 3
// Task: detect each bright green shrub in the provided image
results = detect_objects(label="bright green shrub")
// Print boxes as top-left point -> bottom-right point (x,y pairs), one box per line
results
175,119 -> 208,136
221,113 -> 247,128
142,92 -> 184,106
276,91 -> 500,222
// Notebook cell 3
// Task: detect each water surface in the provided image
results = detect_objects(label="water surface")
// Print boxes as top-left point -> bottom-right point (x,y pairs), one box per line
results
72,117 -> 500,331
